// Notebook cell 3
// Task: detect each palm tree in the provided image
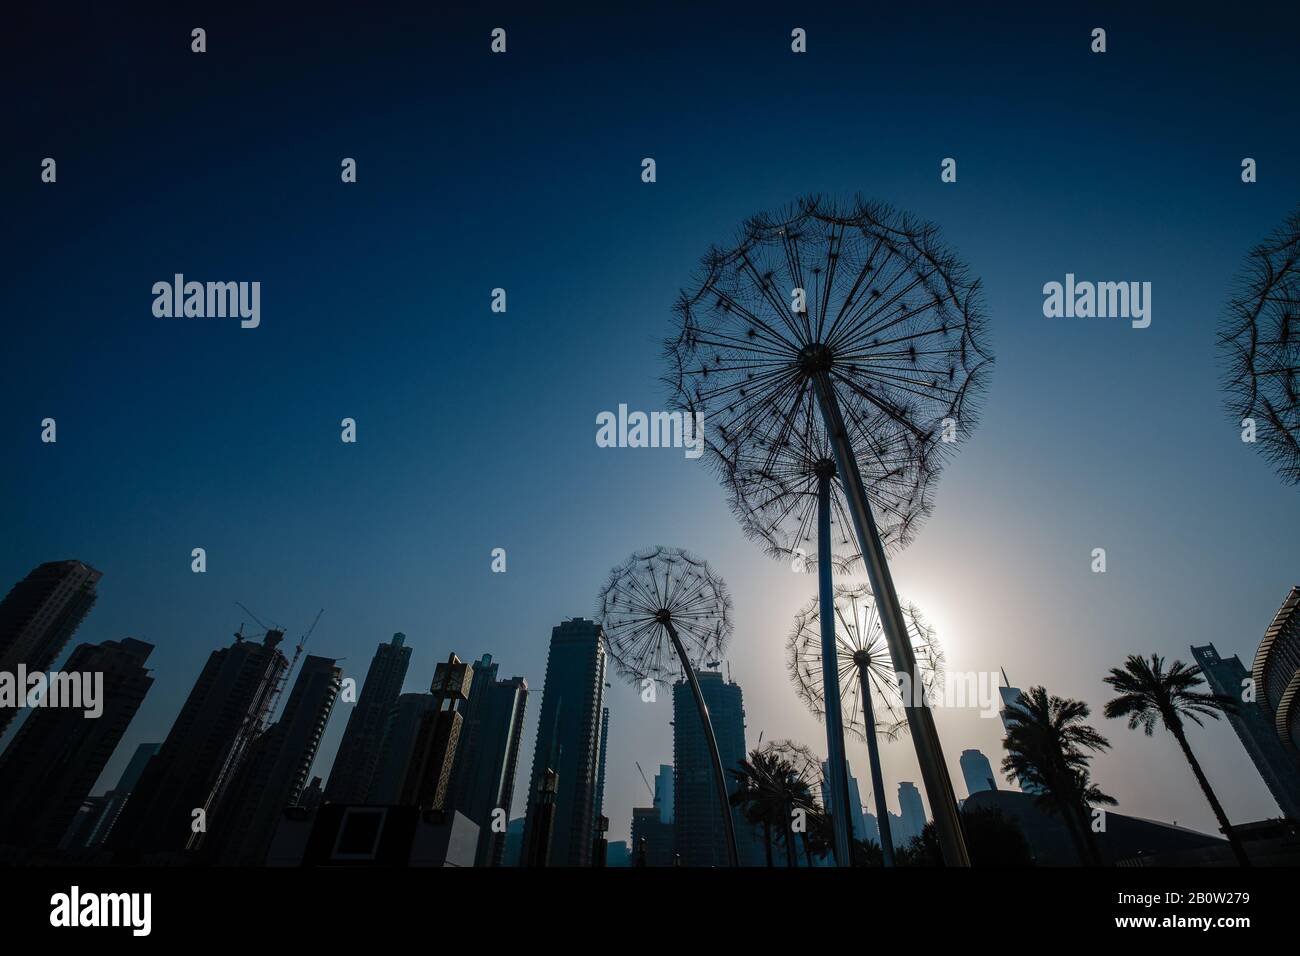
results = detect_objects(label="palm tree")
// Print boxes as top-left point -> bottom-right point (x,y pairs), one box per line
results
1103,653 -> 1250,866
729,749 -> 819,867
730,773 -> 772,866
1001,686 -> 1115,866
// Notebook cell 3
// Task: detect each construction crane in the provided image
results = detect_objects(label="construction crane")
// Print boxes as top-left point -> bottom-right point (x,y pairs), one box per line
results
635,761 -> 655,801
263,608 -> 323,729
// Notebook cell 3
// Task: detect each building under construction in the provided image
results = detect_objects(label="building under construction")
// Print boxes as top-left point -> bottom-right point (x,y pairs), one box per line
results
108,628 -> 289,857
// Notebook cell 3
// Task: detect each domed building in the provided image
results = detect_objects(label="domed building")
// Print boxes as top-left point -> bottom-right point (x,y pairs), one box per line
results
1254,586 -> 1300,757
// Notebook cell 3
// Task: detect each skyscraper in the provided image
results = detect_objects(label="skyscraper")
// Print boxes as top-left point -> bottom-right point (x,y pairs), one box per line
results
672,670 -> 761,866
109,629 -> 289,855
998,669 -> 1043,794
0,637 -> 153,850
502,816 -> 526,867
65,742 -> 161,850
630,806 -> 674,866
0,560 -> 103,737
594,707 -> 610,834
447,654 -> 529,866
959,749 -> 999,797
325,633 -> 411,804
1192,641 -> 1300,820
897,781 -> 928,845
214,654 -> 343,864
861,809 -> 881,847
368,692 -> 435,804
654,763 -> 674,823
521,618 -> 607,866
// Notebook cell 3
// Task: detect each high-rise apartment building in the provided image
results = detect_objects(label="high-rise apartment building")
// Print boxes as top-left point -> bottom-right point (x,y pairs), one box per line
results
654,763 -> 674,823
62,742 -> 161,850
325,633 -> 411,804
368,692 -> 436,804
447,654 -> 529,865
521,618 -> 606,866
821,759 -> 869,842
0,637 -> 153,849
959,748 -> 999,797
672,670 -> 762,866
897,781 -> 928,845
0,560 -> 103,736
1193,641 -> 1300,820
214,655 -> 342,864
109,630 -> 289,855
998,669 -> 1043,794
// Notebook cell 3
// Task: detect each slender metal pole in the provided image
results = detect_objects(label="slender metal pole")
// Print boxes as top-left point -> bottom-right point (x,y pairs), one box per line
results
665,619 -> 740,867
812,370 -> 972,867
857,665 -> 895,866
818,469 -> 856,867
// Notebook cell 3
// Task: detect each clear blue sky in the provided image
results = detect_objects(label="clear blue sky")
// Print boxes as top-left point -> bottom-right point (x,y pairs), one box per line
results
4,2 -> 1298,845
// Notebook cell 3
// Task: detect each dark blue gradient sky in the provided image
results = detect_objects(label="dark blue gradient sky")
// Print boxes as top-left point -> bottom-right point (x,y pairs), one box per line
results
4,1 -> 1299,843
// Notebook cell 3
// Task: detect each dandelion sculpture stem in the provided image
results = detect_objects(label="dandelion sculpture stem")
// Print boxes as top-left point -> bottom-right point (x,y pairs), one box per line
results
817,466 -> 856,866
853,665 -> 894,864
812,366 -> 968,865
597,546 -> 739,867
662,615 -> 740,867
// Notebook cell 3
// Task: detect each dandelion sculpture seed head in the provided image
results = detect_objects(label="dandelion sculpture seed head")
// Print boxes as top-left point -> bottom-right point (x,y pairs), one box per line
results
666,195 -> 992,566
761,739 -> 825,790
1220,206 -> 1300,485
597,546 -> 732,686
787,584 -> 943,743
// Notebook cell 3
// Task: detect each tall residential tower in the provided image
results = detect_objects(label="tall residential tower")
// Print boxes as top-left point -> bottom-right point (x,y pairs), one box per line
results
0,637 -> 153,849
325,633 -> 411,804
109,630 -> 289,855
521,618 -> 606,866
0,560 -> 103,736
672,671 -> 761,866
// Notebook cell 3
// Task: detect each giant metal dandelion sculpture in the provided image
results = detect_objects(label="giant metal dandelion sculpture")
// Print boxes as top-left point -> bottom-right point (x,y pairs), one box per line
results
789,584 -> 942,866
597,546 -> 738,865
1220,206 -> 1300,485
668,195 -> 991,865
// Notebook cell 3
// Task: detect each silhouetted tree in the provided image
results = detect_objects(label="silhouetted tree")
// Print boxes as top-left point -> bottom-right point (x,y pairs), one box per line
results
900,807 -> 1034,867
729,747 -> 820,867
1103,653 -> 1250,866
1001,686 -> 1114,866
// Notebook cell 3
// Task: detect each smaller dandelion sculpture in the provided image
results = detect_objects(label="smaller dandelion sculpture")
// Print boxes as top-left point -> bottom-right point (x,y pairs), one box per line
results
762,739 -> 825,789
597,546 -> 738,865
1220,206 -> 1300,485
760,739 -> 825,867
789,584 -> 943,866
